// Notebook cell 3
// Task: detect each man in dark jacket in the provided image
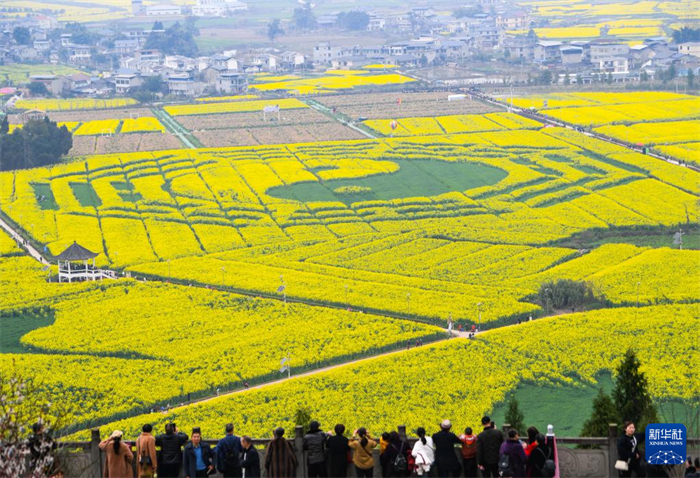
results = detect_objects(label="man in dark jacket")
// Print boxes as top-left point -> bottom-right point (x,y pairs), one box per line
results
217,423 -> 243,478
326,424 -> 350,478
156,423 -> 189,478
500,429 -> 527,478
241,436 -> 261,478
303,420 -> 328,477
477,416 -> 504,478
183,428 -> 215,478
432,420 -> 462,477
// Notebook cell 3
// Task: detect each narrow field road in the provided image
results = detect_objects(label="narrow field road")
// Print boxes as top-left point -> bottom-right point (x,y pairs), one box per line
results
166,330 -> 472,412
153,108 -> 200,149
304,99 -> 378,139
0,215 -> 50,264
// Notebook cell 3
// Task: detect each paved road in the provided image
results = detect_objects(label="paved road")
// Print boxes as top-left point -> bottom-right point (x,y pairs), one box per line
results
0,215 -> 49,264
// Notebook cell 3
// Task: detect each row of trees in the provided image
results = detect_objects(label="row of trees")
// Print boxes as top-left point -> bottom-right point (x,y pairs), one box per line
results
504,349 -> 664,437
268,7 -> 371,41
145,19 -> 200,57
0,117 -> 72,171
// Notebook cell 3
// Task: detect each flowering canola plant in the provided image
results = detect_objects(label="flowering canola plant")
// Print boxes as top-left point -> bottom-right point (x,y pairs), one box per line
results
75,304 -> 699,439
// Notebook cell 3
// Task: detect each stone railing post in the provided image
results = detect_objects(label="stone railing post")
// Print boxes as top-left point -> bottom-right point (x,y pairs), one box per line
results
398,425 -> 407,441
295,425 -> 305,478
502,423 -> 512,435
608,423 -> 618,478
90,428 -> 102,478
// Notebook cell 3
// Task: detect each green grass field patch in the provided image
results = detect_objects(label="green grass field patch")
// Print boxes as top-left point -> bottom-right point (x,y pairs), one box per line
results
268,159 -> 507,205
32,183 -> 59,210
0,311 -> 55,354
70,182 -> 102,208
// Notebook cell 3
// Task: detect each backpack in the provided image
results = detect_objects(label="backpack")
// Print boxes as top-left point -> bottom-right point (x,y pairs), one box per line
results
536,447 -> 555,478
498,453 -> 511,477
392,443 -> 408,474
224,442 -> 240,470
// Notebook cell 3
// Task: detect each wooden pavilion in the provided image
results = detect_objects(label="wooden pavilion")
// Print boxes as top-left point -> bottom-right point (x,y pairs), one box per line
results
56,241 -> 103,283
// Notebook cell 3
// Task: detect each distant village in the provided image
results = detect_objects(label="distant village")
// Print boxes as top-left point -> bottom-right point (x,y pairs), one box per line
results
1,0 -> 699,101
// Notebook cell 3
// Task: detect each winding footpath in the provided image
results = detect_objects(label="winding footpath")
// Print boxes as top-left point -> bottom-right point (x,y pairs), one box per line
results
0,214 -> 49,264
161,330 -> 475,413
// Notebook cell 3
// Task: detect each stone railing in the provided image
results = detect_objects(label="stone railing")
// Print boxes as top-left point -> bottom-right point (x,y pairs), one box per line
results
54,424 -> 699,478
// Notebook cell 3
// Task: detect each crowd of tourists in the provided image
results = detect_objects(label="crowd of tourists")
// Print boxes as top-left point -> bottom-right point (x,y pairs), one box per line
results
82,416 -> 558,478
28,417 -> 696,478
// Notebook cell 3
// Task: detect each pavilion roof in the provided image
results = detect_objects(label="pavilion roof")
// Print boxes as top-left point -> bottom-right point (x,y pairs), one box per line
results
55,241 -> 99,261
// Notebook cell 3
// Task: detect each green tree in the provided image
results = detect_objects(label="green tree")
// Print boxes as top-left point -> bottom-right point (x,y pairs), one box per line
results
59,22 -> 100,45
13,27 -> 31,45
145,22 -> 198,57
184,16 -> 200,37
538,279 -> 604,312
454,6 -> 481,18
293,5 -> 316,29
581,388 -> 618,437
640,70 -> 649,82
564,73 -> 570,85
538,70 -> 553,85
129,76 -> 165,103
337,11 -> 370,31
687,69 -> 695,88
672,26 -> 700,43
152,20 -> 164,30
294,407 -> 312,434
0,118 -> 72,171
504,395 -> 525,435
663,65 -> 677,83
0,116 -> 9,135
612,349 -> 658,431
267,19 -> 283,42
28,82 -> 49,97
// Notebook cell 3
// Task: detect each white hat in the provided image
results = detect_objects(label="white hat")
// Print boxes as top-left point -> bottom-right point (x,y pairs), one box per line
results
110,430 -> 123,439
441,420 -> 452,429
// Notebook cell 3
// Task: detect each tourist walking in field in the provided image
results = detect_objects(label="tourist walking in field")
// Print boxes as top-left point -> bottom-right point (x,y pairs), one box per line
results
136,424 -> 157,478
381,432 -> 410,477
241,436 -> 261,478
432,420 -> 462,478
411,427 -> 435,477
349,427 -> 377,478
617,421 -> 646,478
499,429 -> 527,478
459,427 -> 478,478
98,430 -> 134,478
264,427 -> 298,478
217,423 -> 243,478
303,421 -> 329,477
476,416 -> 503,478
156,423 -> 189,478
183,427 -> 215,478
526,434 -> 553,478
327,424 -> 350,478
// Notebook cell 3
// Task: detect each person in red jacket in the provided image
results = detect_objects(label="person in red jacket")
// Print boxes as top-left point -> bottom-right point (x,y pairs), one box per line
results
459,427 -> 478,478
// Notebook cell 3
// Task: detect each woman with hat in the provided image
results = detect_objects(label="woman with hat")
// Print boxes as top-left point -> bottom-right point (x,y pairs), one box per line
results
99,430 -> 134,478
